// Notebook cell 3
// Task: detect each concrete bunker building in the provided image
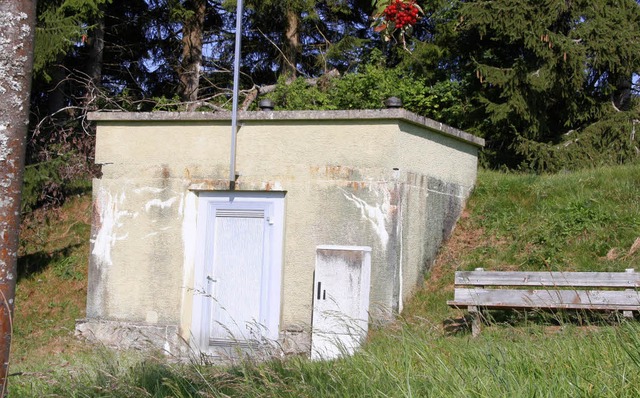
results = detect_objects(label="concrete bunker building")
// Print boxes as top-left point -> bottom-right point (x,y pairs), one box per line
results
76,108 -> 484,359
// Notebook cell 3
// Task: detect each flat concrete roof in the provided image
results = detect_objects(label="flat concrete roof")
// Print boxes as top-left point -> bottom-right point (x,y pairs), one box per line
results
88,109 -> 485,148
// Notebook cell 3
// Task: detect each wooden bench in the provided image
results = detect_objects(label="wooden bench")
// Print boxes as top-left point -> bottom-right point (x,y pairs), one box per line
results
447,268 -> 640,336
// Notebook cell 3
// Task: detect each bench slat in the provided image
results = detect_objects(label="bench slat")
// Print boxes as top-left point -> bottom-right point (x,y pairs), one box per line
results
455,271 -> 640,288
448,288 -> 640,311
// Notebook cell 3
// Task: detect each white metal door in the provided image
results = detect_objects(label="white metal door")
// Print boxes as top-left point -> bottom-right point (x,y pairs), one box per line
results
209,207 -> 267,341
311,245 -> 371,360
193,193 -> 285,350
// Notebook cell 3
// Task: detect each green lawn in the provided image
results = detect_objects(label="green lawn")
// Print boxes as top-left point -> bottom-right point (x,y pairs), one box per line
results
10,163 -> 640,397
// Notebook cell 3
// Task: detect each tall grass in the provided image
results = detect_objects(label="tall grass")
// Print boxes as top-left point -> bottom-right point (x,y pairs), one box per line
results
11,323 -> 640,397
11,164 -> 640,397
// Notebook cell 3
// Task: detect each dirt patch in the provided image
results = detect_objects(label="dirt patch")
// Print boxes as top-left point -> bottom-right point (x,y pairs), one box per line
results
423,211 -> 487,293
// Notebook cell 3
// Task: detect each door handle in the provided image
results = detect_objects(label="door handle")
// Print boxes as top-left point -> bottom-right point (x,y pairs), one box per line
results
317,282 -> 326,300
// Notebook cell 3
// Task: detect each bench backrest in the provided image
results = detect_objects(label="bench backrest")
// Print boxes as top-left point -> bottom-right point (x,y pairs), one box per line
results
450,269 -> 640,311
454,269 -> 640,288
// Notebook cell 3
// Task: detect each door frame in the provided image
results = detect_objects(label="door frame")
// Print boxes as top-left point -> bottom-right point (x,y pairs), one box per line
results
191,191 -> 286,353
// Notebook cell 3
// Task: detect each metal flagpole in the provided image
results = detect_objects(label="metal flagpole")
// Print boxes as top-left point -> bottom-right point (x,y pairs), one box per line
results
229,0 -> 243,186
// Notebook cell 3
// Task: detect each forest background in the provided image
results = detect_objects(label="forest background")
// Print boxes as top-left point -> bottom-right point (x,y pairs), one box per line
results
26,0 -> 640,212
2,2 -> 639,394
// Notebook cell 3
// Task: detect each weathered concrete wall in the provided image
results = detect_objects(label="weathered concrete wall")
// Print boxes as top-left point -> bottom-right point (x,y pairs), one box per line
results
78,109 -> 482,356
397,174 -> 470,309
88,178 -> 188,324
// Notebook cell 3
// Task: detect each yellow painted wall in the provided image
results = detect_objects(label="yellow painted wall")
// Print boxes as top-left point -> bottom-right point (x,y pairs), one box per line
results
83,110 -> 482,353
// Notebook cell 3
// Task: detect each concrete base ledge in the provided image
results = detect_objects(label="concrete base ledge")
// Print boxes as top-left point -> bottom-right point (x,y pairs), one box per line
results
75,318 -> 190,358
75,319 -> 313,361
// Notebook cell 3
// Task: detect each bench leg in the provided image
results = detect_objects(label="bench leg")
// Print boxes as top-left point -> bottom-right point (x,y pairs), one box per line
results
469,306 -> 481,337
623,310 -> 633,319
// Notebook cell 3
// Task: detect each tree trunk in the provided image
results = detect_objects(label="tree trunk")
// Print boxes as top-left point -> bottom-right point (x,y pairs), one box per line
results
178,0 -> 206,110
613,74 -> 633,111
85,14 -> 105,110
47,62 -> 66,116
283,9 -> 300,80
0,0 -> 36,395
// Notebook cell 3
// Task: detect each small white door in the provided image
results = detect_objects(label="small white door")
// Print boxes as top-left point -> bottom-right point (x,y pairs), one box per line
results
311,245 -> 371,360
193,192 -> 285,352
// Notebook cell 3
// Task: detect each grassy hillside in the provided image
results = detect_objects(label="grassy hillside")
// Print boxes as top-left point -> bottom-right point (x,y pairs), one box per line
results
9,164 -> 640,397
409,163 -> 640,320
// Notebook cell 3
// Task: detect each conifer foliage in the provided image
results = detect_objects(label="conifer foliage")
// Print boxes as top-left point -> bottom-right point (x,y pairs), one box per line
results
33,0 -> 109,78
22,0 -> 640,211
453,0 -> 640,168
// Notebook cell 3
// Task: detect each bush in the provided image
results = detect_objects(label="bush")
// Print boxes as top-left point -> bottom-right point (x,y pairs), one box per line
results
266,51 -> 469,129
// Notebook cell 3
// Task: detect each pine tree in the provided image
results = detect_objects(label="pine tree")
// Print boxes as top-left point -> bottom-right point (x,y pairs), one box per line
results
453,0 -> 640,168
34,0 -> 110,77
235,0 -> 374,82
176,0 -> 207,106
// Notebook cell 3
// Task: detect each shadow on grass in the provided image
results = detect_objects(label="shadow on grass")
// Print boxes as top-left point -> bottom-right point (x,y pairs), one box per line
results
443,309 -> 635,336
17,243 -> 82,281
443,315 -> 475,335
